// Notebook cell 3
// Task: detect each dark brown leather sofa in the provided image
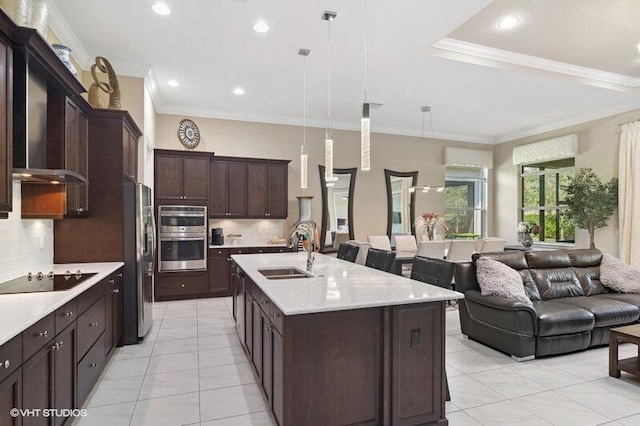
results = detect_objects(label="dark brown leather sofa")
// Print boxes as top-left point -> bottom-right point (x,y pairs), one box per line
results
455,249 -> 640,361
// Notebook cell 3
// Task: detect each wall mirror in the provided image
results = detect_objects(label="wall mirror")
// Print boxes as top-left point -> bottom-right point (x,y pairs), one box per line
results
385,169 -> 418,240
319,166 -> 357,252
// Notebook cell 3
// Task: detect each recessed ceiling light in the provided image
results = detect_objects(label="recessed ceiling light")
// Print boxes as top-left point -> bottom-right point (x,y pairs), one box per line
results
253,20 -> 269,33
497,15 -> 520,30
167,79 -> 179,87
152,2 -> 171,16
233,87 -> 245,96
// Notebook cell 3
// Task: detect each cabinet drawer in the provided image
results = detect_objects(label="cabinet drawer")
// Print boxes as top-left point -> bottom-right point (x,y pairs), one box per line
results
77,296 -> 106,359
270,303 -> 284,335
77,333 -> 106,406
55,298 -> 78,334
252,246 -> 293,254
156,274 -> 209,298
77,277 -> 106,315
23,313 -> 55,361
0,334 -> 22,384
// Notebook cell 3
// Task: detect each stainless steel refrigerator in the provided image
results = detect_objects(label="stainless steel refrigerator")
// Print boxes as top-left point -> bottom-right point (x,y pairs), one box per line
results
123,180 -> 155,344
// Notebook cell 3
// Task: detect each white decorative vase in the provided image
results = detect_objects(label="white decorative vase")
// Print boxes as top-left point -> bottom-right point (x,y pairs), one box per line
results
0,0 -> 49,38
52,44 -> 77,77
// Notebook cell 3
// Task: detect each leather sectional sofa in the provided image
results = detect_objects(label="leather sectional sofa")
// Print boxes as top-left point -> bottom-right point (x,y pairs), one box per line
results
455,249 -> 640,360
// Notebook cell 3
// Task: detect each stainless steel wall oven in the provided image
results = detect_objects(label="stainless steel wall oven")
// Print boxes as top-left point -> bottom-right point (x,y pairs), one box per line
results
158,206 -> 207,272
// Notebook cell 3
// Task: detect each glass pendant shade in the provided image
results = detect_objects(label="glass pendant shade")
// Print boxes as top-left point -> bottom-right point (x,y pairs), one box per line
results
361,103 -> 371,171
300,145 -> 308,189
325,131 -> 334,181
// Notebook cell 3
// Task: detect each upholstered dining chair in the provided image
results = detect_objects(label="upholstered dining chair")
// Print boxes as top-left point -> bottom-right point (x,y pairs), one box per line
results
352,241 -> 371,265
417,241 -> 446,259
478,238 -> 506,253
393,235 -> 418,252
446,240 -> 477,262
367,235 -> 392,251
409,255 -> 455,401
364,248 -> 396,273
336,242 -> 360,263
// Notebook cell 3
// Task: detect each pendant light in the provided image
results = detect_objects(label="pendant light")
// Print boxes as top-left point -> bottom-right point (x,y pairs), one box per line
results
409,106 -> 445,194
322,11 -> 337,183
361,0 -> 370,171
299,48 -> 311,189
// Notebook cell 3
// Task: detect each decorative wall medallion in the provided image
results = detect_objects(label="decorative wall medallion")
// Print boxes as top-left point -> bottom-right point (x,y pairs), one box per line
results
178,119 -> 201,149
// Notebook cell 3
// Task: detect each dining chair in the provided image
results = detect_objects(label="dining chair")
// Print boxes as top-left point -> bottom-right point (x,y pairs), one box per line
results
478,238 -> 506,253
446,240 -> 477,262
409,255 -> 455,401
364,248 -> 396,273
334,233 -> 350,247
417,241 -> 446,259
353,241 -> 371,265
367,235 -> 392,251
393,235 -> 418,252
336,242 -> 360,263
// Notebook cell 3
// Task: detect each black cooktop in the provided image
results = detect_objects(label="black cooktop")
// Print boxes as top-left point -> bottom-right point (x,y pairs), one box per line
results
0,272 -> 98,295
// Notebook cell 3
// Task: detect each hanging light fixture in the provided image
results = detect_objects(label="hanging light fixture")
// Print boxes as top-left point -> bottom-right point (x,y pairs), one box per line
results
298,48 -> 311,189
360,0 -> 382,171
322,11 -> 337,182
409,106 -> 445,194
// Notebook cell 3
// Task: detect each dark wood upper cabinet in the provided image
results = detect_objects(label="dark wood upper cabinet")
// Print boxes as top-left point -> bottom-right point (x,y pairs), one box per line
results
155,150 -> 211,205
123,124 -> 138,181
247,161 -> 289,219
62,98 -> 89,217
210,158 -> 247,217
0,34 -> 12,216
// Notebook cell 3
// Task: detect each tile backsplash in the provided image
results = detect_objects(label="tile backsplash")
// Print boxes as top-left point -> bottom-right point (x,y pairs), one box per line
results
209,219 -> 286,245
0,183 -> 54,282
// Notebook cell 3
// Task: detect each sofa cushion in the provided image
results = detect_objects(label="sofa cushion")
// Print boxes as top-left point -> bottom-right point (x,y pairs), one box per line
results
476,257 -> 532,305
553,296 -> 640,327
573,266 -> 609,296
600,253 -> 640,294
532,300 -> 594,337
567,249 -> 602,267
526,251 -> 571,268
598,293 -> 640,309
519,270 -> 542,301
530,268 -> 584,300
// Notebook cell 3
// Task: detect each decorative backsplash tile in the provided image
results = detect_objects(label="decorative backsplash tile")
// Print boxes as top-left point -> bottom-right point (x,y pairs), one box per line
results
0,183 -> 54,282
209,219 -> 285,246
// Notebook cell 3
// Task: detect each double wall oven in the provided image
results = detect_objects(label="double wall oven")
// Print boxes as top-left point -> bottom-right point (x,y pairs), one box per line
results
158,206 -> 208,272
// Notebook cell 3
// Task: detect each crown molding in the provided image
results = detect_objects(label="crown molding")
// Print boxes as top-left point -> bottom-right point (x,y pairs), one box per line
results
497,97 -> 640,143
48,1 -> 91,69
155,101 -> 496,144
432,38 -> 640,93
144,68 -> 164,111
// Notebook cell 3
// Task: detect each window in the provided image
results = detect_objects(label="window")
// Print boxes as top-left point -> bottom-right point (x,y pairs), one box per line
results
445,167 -> 487,238
520,158 -> 574,243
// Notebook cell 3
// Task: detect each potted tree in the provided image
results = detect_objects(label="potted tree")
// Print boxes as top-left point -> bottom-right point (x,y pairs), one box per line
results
563,168 -> 618,249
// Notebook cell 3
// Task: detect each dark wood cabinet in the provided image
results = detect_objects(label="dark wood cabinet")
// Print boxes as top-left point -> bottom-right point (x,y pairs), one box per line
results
155,150 -> 211,205
0,368 -> 22,426
76,334 -> 105,407
22,340 -> 55,426
210,158 -> 247,217
122,124 -> 138,181
155,273 -> 209,301
53,324 -> 76,426
247,161 -> 289,219
0,34 -> 12,216
105,272 -> 123,359
62,98 -> 89,217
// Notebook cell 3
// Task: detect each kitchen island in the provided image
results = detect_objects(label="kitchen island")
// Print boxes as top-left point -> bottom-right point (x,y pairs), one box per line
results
231,252 -> 463,426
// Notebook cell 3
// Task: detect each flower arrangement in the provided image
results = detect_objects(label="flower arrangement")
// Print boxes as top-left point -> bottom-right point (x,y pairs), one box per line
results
415,212 -> 446,241
517,221 -> 540,247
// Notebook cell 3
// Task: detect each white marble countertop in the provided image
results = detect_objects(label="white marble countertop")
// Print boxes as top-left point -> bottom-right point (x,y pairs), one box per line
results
210,242 -> 289,249
0,262 -> 124,346
231,253 -> 464,315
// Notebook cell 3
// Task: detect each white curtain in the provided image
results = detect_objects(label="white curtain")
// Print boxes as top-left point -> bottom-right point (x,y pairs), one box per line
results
619,122 -> 640,265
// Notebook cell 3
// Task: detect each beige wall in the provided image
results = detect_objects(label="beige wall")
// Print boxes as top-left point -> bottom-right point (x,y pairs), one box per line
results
155,114 -> 493,240
494,109 -> 640,255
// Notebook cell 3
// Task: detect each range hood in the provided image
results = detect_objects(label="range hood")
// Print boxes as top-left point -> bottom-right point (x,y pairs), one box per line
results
12,52 -> 87,185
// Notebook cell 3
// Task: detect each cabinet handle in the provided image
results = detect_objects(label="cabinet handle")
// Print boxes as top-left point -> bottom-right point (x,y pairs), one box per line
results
181,284 -> 185,288
89,363 -> 98,368
238,250 -> 242,254
57,341 -> 64,350
51,344 -> 59,351
2,360 -> 9,369
272,313 -> 281,319
113,288 -> 120,293
64,311 -> 74,317
39,330 -> 49,338
261,300 -> 268,305
90,322 -> 99,327
109,279 -> 115,284
117,273 -> 123,278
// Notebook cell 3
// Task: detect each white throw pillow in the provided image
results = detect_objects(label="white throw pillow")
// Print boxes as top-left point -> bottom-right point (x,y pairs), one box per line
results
476,257 -> 533,305
600,253 -> 640,294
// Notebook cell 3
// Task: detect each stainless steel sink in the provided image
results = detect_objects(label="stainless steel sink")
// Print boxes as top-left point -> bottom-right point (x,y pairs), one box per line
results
258,267 -> 312,280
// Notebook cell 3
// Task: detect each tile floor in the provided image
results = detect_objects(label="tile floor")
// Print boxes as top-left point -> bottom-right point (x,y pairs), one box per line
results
73,298 -> 640,426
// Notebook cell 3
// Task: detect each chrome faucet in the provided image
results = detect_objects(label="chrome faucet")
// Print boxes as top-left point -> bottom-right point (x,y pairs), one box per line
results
289,225 -> 316,272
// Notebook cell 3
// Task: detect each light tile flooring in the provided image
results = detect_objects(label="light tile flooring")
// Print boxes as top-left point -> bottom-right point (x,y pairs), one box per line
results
73,298 -> 640,426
